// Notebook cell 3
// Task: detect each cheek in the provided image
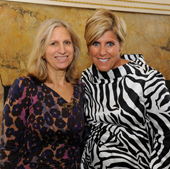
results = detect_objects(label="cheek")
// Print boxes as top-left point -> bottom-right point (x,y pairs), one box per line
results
109,46 -> 121,55
89,47 -> 97,57
90,55 -> 95,62
71,47 -> 74,55
45,47 -> 54,57
89,49 -> 96,61
68,46 -> 74,56
90,55 -> 98,66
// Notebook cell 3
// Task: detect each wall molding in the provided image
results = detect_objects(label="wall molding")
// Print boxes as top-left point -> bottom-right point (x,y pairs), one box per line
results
5,0 -> 170,15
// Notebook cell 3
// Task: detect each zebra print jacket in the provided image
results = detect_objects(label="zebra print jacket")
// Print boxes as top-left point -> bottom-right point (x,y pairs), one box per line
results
81,54 -> 170,169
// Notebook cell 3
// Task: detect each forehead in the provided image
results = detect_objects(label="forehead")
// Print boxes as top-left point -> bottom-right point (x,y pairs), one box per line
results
50,26 -> 71,39
96,30 -> 118,41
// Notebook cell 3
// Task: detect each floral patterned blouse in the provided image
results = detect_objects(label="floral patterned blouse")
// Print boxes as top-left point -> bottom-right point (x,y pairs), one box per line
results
0,76 -> 85,169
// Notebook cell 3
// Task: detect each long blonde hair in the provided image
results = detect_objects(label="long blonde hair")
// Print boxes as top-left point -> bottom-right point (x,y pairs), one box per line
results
27,19 -> 80,84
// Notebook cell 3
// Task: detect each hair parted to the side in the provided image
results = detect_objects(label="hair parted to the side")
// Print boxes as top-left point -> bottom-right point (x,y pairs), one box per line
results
84,8 -> 127,48
27,19 -> 80,84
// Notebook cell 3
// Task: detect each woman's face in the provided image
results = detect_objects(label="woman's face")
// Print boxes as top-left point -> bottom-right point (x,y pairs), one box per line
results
44,26 -> 74,72
89,30 -> 123,72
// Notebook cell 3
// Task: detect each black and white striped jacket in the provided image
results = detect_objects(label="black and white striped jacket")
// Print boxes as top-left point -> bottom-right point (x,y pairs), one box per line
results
81,54 -> 170,169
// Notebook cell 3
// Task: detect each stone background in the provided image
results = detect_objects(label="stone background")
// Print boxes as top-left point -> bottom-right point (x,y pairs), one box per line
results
0,1 -> 170,132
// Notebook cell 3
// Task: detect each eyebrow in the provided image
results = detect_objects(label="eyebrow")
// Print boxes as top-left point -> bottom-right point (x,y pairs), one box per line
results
51,38 -> 72,42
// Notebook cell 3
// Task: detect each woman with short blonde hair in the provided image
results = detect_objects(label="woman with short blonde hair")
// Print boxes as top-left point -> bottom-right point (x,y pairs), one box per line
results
81,8 -> 170,169
84,8 -> 126,48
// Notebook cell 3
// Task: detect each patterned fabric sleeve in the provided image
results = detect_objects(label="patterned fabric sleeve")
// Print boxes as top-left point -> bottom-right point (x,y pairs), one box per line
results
123,54 -> 170,167
144,70 -> 170,168
0,78 -> 29,168
80,78 -> 91,145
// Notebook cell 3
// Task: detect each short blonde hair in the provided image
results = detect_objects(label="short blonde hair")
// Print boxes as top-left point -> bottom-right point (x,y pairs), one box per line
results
84,8 -> 127,48
27,19 -> 80,84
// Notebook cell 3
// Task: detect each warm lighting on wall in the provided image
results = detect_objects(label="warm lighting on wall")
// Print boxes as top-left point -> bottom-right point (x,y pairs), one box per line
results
5,0 -> 170,15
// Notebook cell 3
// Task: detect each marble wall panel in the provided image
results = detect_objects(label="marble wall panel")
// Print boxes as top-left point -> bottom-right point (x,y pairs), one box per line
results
0,78 -> 3,132
0,1 -> 170,127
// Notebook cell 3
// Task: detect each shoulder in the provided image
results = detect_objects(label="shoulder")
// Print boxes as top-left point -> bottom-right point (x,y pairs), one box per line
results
76,80 -> 85,92
11,76 -> 37,88
125,62 -> 166,93
9,76 -> 41,96
127,62 -> 164,83
82,65 -> 93,75
121,54 -> 162,77
122,54 -> 148,73
5,77 -> 33,104
81,65 -> 94,82
121,54 -> 146,65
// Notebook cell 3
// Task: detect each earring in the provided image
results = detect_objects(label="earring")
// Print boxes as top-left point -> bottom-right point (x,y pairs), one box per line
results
121,50 -> 127,56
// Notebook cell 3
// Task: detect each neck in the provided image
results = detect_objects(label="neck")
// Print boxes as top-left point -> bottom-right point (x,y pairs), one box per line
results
46,70 -> 67,86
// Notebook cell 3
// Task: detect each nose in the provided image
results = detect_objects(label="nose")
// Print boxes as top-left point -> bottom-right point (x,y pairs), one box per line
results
99,45 -> 106,57
58,44 -> 66,54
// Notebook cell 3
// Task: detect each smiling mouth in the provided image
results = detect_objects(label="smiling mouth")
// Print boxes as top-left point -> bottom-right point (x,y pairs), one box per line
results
98,58 -> 109,62
54,56 -> 68,60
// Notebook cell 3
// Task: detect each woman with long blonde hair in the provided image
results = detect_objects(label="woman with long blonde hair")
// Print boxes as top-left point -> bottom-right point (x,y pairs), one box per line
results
0,19 -> 85,169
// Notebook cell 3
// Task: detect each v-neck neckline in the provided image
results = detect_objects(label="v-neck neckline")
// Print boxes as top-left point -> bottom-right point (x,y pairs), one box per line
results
42,83 -> 75,104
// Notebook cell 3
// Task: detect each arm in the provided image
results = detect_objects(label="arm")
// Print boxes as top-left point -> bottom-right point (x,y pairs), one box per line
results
144,71 -> 170,169
0,78 -> 28,168
80,74 -> 91,142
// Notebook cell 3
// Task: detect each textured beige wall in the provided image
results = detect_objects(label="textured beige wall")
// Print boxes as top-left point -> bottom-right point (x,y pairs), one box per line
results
0,1 -> 170,127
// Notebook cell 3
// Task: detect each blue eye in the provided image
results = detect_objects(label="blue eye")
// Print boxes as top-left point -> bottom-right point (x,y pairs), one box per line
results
107,42 -> 114,46
93,42 -> 99,46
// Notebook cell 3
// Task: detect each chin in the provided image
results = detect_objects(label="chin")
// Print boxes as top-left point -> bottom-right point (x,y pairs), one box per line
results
97,66 -> 111,72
